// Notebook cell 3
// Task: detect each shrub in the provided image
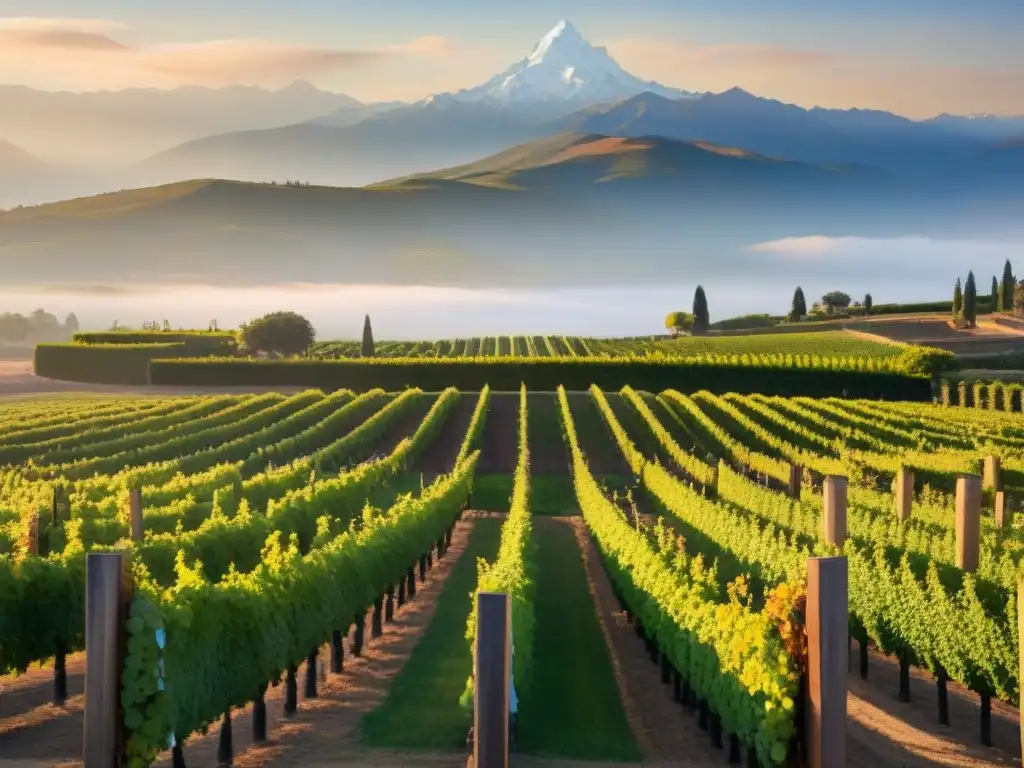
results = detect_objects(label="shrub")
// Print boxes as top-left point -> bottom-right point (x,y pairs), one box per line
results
148,357 -> 932,400
35,343 -> 187,385
73,331 -> 236,356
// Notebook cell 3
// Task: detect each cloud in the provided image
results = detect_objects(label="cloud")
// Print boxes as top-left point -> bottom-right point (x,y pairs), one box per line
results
0,16 -> 129,50
383,36 -> 454,57
609,39 -> 834,77
747,235 -> 849,258
0,16 -> 456,89
138,40 -> 385,87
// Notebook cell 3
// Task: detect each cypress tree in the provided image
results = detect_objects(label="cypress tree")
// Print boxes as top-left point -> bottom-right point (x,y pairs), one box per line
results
963,271 -> 977,327
789,287 -> 807,321
361,314 -> 375,357
991,276 -> 999,314
864,293 -> 873,316
953,279 -> 963,317
692,286 -> 710,335
1001,259 -> 1015,310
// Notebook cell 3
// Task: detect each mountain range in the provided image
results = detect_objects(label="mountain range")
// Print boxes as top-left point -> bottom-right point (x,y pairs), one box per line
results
3,20 -> 1024,208
1,18 -> 1023,289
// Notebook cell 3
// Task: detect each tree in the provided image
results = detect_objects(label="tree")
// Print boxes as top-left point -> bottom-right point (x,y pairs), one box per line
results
788,287 -> 807,322
991,276 -> 999,315
1002,260 -> 1016,310
952,279 -> 963,317
692,286 -> 709,335
664,311 -> 694,338
64,313 -> 79,333
864,293 -> 873,316
963,271 -> 977,328
1015,283 -> 1024,318
238,311 -> 315,356
361,314 -> 375,357
820,291 -> 851,314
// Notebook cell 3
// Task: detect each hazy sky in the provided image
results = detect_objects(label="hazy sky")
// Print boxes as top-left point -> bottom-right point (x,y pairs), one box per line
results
0,0 -> 1023,117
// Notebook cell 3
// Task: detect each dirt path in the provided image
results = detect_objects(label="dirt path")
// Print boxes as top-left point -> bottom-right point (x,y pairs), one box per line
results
566,393 -> 630,476
846,641 -> 1020,767
526,392 -> 570,475
363,394 -> 438,459
477,393 -> 518,474
410,396 -> 478,474
567,516 -> 731,767
0,654 -> 85,722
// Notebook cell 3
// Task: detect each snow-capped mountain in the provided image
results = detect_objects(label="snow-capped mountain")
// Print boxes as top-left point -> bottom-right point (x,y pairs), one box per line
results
443,20 -> 697,110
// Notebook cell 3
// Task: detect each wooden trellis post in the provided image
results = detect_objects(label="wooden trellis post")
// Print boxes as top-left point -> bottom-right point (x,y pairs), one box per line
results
806,556 -> 848,768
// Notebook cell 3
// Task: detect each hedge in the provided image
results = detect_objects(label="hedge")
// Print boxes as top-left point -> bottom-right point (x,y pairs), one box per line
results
34,343 -> 187,386
148,357 -> 932,399
72,331 -> 236,355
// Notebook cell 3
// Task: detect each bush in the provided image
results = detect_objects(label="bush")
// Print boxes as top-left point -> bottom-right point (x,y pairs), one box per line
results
149,357 -> 932,400
35,343 -> 187,385
73,331 -> 236,355
709,314 -> 779,331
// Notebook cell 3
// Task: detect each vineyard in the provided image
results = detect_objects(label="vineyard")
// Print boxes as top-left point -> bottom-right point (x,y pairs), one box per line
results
310,331 -> 904,360
2,385 -> 1023,767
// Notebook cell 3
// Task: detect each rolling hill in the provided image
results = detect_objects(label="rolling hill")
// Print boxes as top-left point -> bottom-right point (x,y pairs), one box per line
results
0,133 -> 1015,289
380,133 -> 886,195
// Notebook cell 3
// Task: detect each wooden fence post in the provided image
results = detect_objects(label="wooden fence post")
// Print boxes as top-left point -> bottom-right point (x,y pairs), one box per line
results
474,592 -> 510,768
956,474 -> 981,573
983,456 -> 1002,493
83,551 -> 132,768
895,468 -> 914,522
1019,571 -> 1024,760
822,476 -> 848,547
129,489 -> 144,542
806,556 -> 848,768
787,464 -> 802,499
995,491 -> 1013,529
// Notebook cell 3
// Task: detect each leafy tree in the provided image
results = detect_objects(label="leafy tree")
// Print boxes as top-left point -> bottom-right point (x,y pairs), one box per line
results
64,313 -> 79,333
664,311 -> 694,338
963,271 -> 977,327
238,311 -> 315,356
1002,260 -> 1016,310
692,286 -> 710,335
788,287 -> 807,321
863,293 -> 873,316
820,291 -> 851,314
361,314 -> 375,357
952,279 -> 963,317
991,276 -> 999,315
1015,283 -> 1024,318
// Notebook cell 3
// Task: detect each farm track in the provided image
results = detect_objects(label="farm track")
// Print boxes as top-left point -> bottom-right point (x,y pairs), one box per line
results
477,393 -> 518,474
525,393 -> 569,475
604,393 -> 689,482
568,517 -> 728,766
409,397 -> 476,475
0,654 -> 84,722
565,394 -> 629,476
363,395 -> 439,461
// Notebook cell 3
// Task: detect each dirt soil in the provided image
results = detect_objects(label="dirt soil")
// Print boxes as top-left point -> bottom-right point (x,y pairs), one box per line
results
525,392 -> 571,475
477,393 -> 519,474
858,320 -> 1024,356
410,396 -> 479,474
